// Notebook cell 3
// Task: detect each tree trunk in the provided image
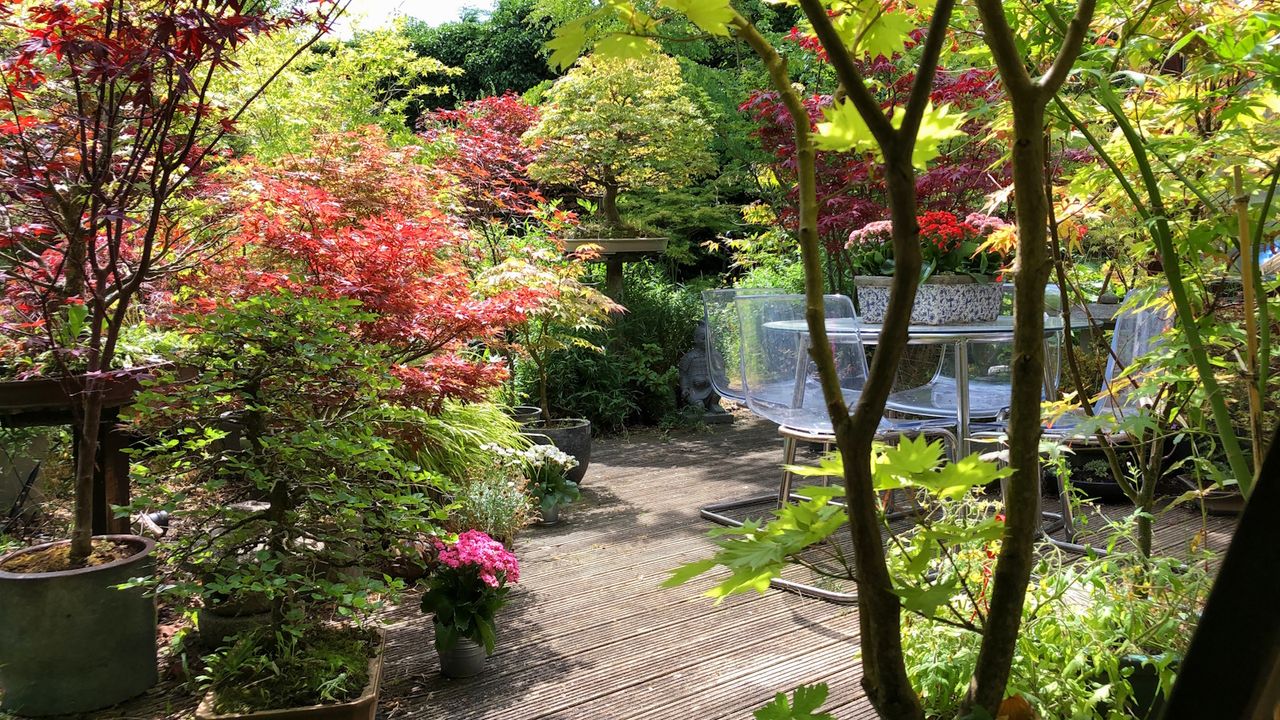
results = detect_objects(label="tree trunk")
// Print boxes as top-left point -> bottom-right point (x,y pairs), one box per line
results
70,385 -> 104,565
966,100 -> 1052,717
601,182 -> 622,227
837,142 -> 926,720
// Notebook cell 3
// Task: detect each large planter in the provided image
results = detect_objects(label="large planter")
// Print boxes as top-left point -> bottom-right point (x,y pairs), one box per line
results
855,275 -> 1003,325
521,418 -> 591,485
438,637 -> 488,679
195,631 -> 385,720
0,535 -> 158,716
506,405 -> 542,425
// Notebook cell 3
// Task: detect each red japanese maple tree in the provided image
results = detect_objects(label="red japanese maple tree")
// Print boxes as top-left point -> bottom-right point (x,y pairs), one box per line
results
0,0 -> 342,565
742,29 -> 1005,286
191,128 -> 543,409
419,93 -> 545,225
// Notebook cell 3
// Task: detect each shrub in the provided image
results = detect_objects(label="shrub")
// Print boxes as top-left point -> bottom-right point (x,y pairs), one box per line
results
523,262 -> 712,431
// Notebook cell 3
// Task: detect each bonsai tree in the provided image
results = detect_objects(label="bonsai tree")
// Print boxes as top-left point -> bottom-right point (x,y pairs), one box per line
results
131,291 -> 446,712
0,0 -> 340,567
523,51 -> 716,233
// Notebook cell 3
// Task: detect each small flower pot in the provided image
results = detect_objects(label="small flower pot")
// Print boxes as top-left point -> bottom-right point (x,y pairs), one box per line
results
521,419 -> 591,484
438,637 -> 488,679
855,275 -> 1003,325
540,504 -> 561,526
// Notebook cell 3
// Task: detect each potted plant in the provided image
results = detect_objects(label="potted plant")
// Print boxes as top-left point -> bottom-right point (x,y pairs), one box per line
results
848,211 -> 1013,325
489,444 -> 581,525
523,51 -> 714,296
481,253 -> 621,484
0,1 -> 336,714
130,293 -> 444,718
420,530 -> 521,678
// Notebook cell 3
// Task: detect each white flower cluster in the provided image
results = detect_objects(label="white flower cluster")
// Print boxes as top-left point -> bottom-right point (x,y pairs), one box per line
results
483,443 -> 579,472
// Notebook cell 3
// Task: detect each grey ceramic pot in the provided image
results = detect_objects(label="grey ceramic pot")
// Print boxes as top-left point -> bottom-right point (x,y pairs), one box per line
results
506,405 -> 542,425
521,419 -> 591,484
439,638 -> 488,679
855,275 -> 1003,325
0,535 -> 158,716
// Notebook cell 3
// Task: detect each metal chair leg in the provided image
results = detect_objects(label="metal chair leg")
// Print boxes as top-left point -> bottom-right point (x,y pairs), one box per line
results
779,434 -> 799,506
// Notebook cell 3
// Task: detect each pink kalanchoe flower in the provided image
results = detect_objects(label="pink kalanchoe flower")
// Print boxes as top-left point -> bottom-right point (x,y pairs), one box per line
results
434,530 -> 520,588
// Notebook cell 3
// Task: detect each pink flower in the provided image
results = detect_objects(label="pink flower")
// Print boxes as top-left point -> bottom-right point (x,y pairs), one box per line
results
433,530 -> 520,588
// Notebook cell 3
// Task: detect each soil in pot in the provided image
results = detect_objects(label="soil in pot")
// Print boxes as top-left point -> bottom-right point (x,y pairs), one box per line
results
0,535 -> 158,716
196,626 -> 383,720
522,419 -> 591,484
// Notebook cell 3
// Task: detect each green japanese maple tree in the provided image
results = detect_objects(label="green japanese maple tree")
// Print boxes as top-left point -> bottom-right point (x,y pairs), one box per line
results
523,50 -> 716,231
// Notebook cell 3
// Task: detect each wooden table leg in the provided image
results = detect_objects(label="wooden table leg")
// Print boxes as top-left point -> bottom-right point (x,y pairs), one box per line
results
92,408 -> 131,535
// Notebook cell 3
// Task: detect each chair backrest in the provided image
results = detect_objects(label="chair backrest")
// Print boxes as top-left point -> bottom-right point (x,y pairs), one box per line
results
1095,290 -> 1174,413
700,288 -> 782,403
732,293 -> 865,432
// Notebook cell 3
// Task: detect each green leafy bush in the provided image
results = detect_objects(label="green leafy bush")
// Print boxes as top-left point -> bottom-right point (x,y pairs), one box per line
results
130,291 -> 447,633
446,468 -> 533,546
524,262 -> 712,431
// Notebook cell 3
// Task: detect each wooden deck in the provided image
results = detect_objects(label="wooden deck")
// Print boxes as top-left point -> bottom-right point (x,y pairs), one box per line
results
103,416 -> 1235,720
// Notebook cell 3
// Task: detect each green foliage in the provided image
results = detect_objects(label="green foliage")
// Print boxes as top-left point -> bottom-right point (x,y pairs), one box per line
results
216,26 -> 454,158
446,469 -> 534,546
524,51 -> 716,226
665,438 -> 1010,606
900,542 -> 1211,719
405,401 -> 528,482
754,683 -> 835,720
130,291 -> 447,624
482,250 -> 622,420
198,623 -> 378,714
402,0 -> 558,108
524,262 -> 710,431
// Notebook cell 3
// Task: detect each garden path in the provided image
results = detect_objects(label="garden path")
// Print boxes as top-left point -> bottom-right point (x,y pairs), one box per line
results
104,416 -> 1235,720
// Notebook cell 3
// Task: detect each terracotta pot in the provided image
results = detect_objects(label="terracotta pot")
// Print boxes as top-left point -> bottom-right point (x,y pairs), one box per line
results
0,535 -> 158,716
195,631 -> 384,720
855,275 -> 1003,325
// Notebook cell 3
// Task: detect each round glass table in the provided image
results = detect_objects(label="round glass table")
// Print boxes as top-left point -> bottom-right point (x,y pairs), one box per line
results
762,315 -> 1065,453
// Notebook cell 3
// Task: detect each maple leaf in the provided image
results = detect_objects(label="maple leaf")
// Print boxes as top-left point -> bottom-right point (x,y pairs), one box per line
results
904,102 -> 968,168
813,99 -> 878,153
658,0 -> 734,36
754,683 -> 835,720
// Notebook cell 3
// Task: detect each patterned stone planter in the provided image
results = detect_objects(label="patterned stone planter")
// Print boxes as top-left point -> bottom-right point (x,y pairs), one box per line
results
854,275 -> 1002,325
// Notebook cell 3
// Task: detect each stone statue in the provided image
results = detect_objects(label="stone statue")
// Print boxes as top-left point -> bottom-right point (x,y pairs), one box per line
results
678,321 -> 731,422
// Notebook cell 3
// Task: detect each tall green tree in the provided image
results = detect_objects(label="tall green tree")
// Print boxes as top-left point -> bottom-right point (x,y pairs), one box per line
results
523,51 -> 716,229
403,0 -> 557,109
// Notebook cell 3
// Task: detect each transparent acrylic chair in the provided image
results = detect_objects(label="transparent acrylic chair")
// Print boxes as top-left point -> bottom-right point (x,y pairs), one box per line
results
732,293 -> 958,505
885,283 -> 1063,421
972,289 -> 1174,552
700,288 -> 783,405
